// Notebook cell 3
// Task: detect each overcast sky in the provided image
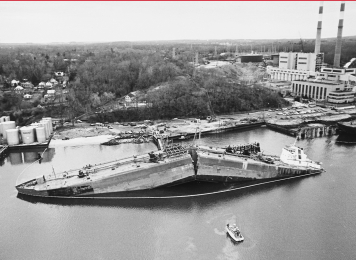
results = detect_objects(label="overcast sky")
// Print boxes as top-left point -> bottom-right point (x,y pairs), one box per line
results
0,1 -> 355,43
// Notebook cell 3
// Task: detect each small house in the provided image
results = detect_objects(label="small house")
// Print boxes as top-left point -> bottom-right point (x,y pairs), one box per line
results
23,94 -> 32,100
14,86 -> 24,94
45,82 -> 53,88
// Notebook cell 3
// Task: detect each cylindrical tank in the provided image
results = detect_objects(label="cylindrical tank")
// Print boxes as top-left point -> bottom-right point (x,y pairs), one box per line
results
35,127 -> 46,143
0,116 -> 5,123
9,152 -> 23,165
0,122 -> 3,136
39,122 -> 49,139
2,121 -> 16,140
4,116 -> 10,122
42,119 -> 52,135
42,117 -> 53,134
20,127 -> 35,144
6,129 -> 20,145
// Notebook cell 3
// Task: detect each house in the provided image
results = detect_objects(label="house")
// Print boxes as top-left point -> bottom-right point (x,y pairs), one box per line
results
38,82 -> 46,89
49,78 -> 58,85
45,82 -> 53,88
23,94 -> 32,100
47,89 -> 56,96
11,79 -> 20,87
54,72 -> 64,77
124,93 -> 136,103
14,86 -> 24,94
21,81 -> 34,89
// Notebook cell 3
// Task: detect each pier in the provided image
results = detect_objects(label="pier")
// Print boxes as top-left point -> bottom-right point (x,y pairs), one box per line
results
0,145 -> 9,159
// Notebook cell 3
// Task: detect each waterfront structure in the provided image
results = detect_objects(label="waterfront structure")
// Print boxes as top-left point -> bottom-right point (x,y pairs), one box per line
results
291,79 -> 343,100
291,67 -> 356,100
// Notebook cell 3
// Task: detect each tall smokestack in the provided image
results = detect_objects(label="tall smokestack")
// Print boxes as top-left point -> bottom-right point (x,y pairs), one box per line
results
333,1 -> 345,67
314,1 -> 324,54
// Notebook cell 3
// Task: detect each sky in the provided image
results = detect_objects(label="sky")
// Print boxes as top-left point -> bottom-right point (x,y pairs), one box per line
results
0,1 -> 355,43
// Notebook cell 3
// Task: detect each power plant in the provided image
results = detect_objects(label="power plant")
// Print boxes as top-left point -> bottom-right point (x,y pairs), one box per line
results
266,1 -> 356,103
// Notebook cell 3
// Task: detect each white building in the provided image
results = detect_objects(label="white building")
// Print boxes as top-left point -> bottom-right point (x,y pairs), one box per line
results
291,80 -> 344,100
327,91 -> 355,104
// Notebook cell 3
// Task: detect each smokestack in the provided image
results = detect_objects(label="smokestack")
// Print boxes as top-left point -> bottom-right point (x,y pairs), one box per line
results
314,1 -> 324,54
333,1 -> 345,67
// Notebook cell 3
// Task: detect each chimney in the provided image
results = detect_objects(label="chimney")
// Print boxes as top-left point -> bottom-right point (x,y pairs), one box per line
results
314,1 -> 324,54
333,1 -> 345,67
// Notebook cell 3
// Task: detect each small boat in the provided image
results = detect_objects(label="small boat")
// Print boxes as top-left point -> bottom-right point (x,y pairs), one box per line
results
226,224 -> 244,242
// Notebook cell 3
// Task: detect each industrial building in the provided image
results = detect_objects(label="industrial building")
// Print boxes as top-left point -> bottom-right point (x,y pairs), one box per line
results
266,1 -> 356,103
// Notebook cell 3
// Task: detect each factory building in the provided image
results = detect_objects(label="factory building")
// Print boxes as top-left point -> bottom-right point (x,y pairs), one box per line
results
267,1 -> 356,103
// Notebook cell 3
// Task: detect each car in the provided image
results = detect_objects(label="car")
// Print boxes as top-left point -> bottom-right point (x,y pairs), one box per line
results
76,119 -> 82,123
90,123 -> 95,126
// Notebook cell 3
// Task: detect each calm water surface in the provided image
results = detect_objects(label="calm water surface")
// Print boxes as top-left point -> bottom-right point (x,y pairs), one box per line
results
1,128 -> 356,260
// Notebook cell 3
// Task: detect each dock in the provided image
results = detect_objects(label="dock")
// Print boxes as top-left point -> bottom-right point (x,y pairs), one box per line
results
0,145 -> 9,159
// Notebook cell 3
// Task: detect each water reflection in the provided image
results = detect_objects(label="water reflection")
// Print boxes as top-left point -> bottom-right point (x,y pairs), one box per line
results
6,148 -> 55,165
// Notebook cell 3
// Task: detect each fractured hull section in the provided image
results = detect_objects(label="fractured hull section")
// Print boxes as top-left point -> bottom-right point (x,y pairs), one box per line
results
16,155 -> 195,197
196,152 -> 319,183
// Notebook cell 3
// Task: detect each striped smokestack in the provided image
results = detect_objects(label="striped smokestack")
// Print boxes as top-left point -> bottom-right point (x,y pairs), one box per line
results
333,1 -> 345,67
314,1 -> 324,54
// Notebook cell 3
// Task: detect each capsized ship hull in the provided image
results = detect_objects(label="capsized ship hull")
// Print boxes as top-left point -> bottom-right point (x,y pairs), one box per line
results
16,153 -> 196,197
195,146 -> 322,183
16,144 -> 323,198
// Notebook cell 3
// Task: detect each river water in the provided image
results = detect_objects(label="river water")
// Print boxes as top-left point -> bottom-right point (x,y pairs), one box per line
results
1,128 -> 356,260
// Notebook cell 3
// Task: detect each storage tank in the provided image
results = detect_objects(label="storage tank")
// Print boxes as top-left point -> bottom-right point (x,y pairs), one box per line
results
35,127 -> 46,143
20,127 -> 35,144
9,152 -> 23,165
40,121 -> 50,138
6,129 -> 20,145
0,116 -> 5,123
4,116 -> 10,122
42,119 -> 52,135
0,122 -> 3,136
2,121 -> 16,140
42,117 -> 53,134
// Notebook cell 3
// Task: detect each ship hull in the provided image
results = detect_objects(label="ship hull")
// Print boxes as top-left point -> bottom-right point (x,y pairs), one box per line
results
16,155 -> 196,197
16,146 -> 323,199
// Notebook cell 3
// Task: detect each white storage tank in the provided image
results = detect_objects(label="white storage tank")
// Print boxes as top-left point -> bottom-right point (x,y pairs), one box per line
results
35,127 -> 46,143
4,116 -> 10,122
42,117 -> 53,134
0,116 -> 5,123
6,129 -> 20,145
20,126 -> 35,144
40,121 -> 50,138
41,119 -> 51,135
0,122 -> 3,136
2,121 -> 16,140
